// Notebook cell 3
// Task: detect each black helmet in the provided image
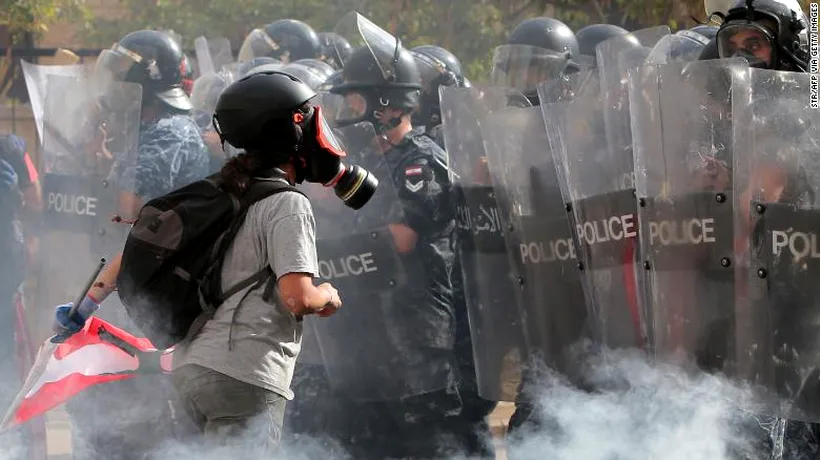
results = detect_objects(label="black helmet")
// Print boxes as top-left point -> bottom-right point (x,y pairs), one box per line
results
689,24 -> 720,40
576,24 -> 629,57
98,29 -> 192,111
214,71 -> 316,150
281,59 -> 336,91
716,0 -> 808,71
411,45 -> 464,77
508,17 -> 579,57
317,32 -> 352,70
328,29 -> 421,130
238,19 -> 321,63
410,45 -> 465,128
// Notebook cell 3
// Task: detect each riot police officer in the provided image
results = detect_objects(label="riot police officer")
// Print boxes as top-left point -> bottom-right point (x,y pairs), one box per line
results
715,0 -> 808,71
321,13 -> 476,458
410,45 -> 468,147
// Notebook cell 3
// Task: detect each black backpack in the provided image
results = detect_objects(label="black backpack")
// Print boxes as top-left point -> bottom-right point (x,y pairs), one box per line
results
117,173 -> 302,349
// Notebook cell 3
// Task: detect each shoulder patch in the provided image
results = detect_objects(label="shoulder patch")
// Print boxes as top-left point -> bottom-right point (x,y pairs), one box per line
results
405,165 -> 423,176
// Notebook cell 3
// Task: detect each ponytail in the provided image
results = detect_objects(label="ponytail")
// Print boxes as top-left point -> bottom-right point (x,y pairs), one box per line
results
219,152 -> 263,196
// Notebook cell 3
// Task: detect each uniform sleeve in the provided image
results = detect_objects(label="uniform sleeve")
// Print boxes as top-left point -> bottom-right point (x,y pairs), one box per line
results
263,192 -> 319,279
0,135 -> 32,190
395,155 -> 454,235
110,118 -> 210,201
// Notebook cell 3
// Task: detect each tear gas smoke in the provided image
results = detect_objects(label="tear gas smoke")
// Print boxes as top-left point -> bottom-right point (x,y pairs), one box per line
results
68,347 -> 775,460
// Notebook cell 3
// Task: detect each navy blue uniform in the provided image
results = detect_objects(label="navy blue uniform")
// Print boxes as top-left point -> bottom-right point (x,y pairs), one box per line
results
332,128 -> 493,458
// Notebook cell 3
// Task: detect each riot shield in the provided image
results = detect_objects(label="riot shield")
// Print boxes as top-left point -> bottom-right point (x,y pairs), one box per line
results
439,85 -> 525,401
307,123 -> 448,402
644,32 -> 709,66
191,72 -> 231,130
20,61 -> 83,146
483,102 -> 589,391
733,68 -> 820,421
543,69 -> 644,350
194,36 -> 233,76
630,58 -> 748,371
38,72 -> 140,322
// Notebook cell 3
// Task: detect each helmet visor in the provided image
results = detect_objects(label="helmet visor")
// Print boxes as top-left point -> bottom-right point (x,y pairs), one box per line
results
238,29 -> 281,63
717,22 -> 774,67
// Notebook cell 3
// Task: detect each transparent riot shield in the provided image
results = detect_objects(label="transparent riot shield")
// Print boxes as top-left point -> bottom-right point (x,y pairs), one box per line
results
439,85 -> 525,401
307,123 -> 447,402
543,69 -> 644,350
630,58 -> 748,371
194,36 -> 233,76
191,72 -> 231,130
38,73 -> 141,322
644,32 -> 709,66
20,61 -> 83,146
483,101 -> 590,391
733,68 -> 820,421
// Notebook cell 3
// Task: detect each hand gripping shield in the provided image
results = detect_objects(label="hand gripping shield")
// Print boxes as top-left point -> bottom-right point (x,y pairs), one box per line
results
630,58 -> 749,371
733,68 -> 820,421
439,85 -> 526,402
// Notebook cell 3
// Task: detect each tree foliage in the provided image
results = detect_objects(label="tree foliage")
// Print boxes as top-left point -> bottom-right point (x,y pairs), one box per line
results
79,0 -> 737,81
1,0 -> 88,43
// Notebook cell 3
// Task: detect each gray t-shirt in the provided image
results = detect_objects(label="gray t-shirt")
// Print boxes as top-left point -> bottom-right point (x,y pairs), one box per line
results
173,186 -> 318,399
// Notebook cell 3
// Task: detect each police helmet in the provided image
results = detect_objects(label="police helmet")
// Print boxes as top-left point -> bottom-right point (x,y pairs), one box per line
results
318,32 -> 352,70
509,17 -> 579,57
576,24 -> 630,57
99,29 -> 192,111
410,45 -> 466,128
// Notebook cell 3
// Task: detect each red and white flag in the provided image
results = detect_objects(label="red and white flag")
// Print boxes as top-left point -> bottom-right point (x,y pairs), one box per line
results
1,317 -> 173,431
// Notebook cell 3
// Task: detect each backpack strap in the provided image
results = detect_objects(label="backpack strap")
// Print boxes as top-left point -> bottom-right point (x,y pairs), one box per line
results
205,175 -> 305,308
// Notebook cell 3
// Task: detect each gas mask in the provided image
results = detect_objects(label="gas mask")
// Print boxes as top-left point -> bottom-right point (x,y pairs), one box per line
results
296,105 -> 378,210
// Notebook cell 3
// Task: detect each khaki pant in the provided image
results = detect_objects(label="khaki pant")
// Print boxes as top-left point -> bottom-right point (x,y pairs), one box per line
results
172,364 -> 287,453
